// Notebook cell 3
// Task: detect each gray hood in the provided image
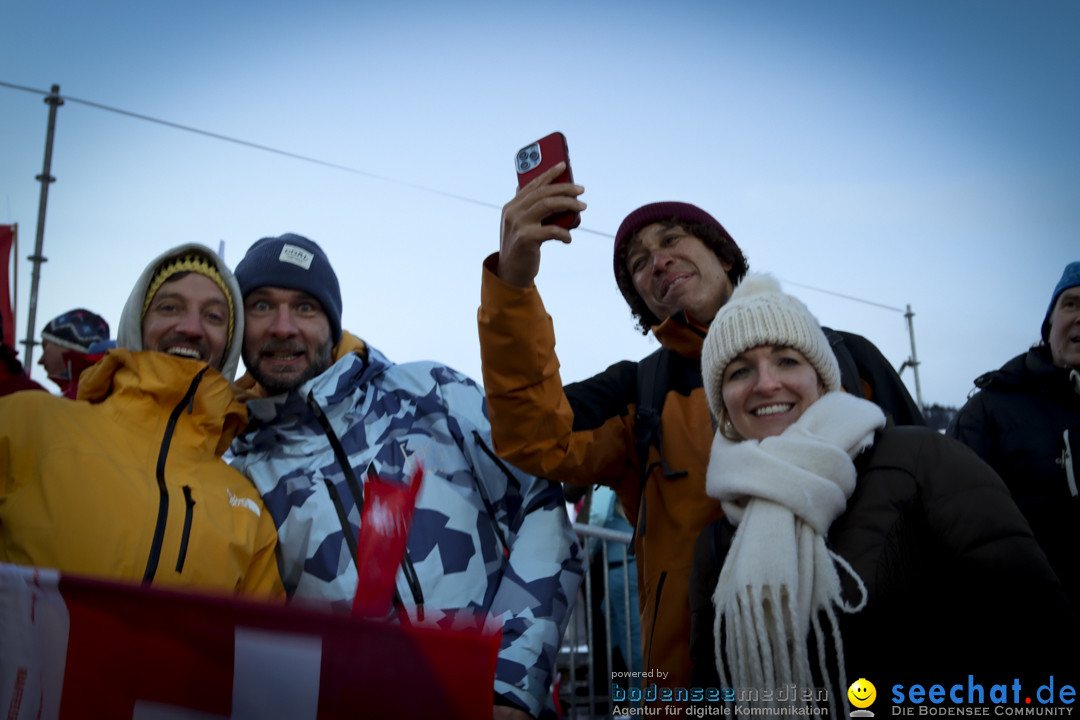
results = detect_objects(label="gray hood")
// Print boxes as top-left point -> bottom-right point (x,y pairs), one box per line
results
116,243 -> 245,381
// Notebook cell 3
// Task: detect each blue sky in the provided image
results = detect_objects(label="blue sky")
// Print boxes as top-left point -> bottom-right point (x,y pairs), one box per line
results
2,1 -> 1077,409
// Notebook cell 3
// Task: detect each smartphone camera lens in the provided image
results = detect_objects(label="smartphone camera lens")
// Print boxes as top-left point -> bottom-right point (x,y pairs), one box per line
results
516,144 -> 542,173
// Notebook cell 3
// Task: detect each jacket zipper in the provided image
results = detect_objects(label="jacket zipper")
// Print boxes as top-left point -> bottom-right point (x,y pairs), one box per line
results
175,486 -> 195,573
471,430 -> 514,556
306,390 -> 425,612
143,368 -> 208,582
1062,429 -> 1077,498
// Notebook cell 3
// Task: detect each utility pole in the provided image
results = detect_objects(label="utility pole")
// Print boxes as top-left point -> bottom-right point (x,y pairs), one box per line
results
900,303 -> 924,410
21,84 -> 63,369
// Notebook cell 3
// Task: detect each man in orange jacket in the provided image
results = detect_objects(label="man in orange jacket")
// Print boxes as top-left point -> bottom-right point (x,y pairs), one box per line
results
478,166 -> 923,696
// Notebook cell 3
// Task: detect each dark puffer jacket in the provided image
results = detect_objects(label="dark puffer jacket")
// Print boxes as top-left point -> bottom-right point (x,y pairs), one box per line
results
479,255 -> 925,690
689,425 -> 1074,689
948,346 -> 1079,611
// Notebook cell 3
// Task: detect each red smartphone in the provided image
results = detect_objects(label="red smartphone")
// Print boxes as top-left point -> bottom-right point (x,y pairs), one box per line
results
515,131 -> 580,229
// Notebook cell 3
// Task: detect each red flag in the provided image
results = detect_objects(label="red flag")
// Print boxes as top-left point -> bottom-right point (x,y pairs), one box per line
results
0,563 -> 500,720
0,224 -> 15,348
352,466 -> 424,619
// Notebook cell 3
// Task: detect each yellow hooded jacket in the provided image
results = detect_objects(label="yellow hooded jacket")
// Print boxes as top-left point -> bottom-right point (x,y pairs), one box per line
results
0,349 -> 284,597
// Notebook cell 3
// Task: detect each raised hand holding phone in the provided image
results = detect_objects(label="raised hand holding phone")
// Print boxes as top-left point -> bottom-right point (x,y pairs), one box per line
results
499,132 -> 586,288
515,132 -> 580,229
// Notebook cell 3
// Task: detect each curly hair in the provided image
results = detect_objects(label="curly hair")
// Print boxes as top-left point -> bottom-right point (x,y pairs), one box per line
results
614,219 -> 749,334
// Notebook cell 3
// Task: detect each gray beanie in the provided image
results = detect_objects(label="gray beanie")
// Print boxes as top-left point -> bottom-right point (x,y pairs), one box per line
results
702,274 -> 841,423
234,233 -> 342,344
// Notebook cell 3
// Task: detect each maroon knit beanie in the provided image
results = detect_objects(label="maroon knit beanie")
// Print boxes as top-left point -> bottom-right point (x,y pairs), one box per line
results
613,202 -> 737,279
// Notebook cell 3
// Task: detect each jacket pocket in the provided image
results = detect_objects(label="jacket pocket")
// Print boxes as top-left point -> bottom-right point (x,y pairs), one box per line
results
175,485 -> 195,573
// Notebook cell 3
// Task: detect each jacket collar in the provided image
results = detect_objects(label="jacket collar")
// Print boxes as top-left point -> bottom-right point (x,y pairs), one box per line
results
976,345 -> 1078,396
652,310 -> 709,359
233,330 -> 371,401
241,330 -> 391,427
77,348 -> 247,456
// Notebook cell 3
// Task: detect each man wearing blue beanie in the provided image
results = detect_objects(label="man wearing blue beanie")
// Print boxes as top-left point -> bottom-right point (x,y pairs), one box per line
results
233,233 -> 342,394
230,233 -> 582,720
950,260 -> 1080,612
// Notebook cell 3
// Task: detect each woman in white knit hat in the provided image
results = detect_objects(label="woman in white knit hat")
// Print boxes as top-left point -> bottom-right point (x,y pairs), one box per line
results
688,275 -> 1073,714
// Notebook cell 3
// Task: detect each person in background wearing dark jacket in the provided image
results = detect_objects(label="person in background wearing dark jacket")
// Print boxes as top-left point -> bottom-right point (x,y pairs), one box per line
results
1,312 -> 46,397
37,307 -> 110,398
689,275 -> 1072,714
949,261 -> 1080,612
478,165 -> 925,692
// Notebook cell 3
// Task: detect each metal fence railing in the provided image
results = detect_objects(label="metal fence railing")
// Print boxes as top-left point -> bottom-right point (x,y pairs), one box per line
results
556,522 -> 638,719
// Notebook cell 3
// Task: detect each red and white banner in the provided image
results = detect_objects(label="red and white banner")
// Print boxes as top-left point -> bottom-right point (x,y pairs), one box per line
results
0,224 -> 15,347
0,564 -> 500,720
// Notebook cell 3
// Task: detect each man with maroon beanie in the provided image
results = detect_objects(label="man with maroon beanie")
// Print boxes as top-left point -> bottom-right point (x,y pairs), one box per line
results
478,165 -> 922,693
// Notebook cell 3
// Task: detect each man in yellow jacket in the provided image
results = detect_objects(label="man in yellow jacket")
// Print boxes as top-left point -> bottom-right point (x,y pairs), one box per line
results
0,244 -> 283,598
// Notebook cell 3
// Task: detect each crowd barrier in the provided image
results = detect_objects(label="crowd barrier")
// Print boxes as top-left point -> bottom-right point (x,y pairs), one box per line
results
557,522 -> 637,719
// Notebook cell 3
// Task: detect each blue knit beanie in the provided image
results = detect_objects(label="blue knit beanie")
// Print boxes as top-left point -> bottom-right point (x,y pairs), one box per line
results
42,308 -> 111,353
1042,261 -> 1080,342
234,233 -> 343,344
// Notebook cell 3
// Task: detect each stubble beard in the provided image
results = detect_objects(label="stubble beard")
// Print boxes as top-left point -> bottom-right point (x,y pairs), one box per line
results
244,339 -> 334,396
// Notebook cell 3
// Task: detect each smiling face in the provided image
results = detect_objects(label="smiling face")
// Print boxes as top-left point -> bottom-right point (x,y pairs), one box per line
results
626,222 -> 734,326
847,678 -> 877,709
721,345 -> 825,441
1048,288 -> 1080,369
141,272 -> 230,370
241,286 -> 333,395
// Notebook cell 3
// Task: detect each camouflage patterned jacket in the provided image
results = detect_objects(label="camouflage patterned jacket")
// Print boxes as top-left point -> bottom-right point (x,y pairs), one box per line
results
230,333 -> 583,717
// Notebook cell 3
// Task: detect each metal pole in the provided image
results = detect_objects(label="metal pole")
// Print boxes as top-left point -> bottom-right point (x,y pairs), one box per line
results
21,84 -> 63,369
583,550 -> 595,717
904,304 -> 924,410
600,540 -> 614,718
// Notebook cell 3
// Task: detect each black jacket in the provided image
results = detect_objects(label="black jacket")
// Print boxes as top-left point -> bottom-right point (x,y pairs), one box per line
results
689,425 -> 1074,690
948,346 -> 1079,610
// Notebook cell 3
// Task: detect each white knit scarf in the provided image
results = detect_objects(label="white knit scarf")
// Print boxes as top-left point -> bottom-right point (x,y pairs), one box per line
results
705,392 -> 886,715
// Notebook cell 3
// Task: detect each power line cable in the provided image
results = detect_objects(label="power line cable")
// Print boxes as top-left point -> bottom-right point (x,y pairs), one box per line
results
780,280 -> 904,313
0,80 -> 504,214
1,79 -> 899,311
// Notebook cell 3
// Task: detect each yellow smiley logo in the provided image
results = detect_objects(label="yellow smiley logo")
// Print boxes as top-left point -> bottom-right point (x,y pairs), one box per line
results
848,678 -> 877,709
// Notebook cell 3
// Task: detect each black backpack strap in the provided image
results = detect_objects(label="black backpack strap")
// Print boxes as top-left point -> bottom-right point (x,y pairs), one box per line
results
631,348 -> 687,544
634,348 -> 668,486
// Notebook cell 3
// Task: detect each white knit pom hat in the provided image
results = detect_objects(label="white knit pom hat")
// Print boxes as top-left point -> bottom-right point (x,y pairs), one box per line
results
702,274 -> 842,423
